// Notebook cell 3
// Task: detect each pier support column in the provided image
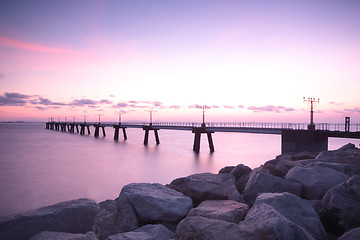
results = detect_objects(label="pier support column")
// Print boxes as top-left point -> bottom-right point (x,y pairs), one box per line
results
75,125 -> 79,133
102,126 -> 106,137
192,127 -> 215,153
281,129 -> 328,153
94,125 -> 99,137
143,126 -> 160,145
113,125 -> 128,141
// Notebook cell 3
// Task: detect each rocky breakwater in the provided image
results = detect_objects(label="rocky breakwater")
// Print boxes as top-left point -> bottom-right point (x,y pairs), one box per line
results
1,143 -> 360,239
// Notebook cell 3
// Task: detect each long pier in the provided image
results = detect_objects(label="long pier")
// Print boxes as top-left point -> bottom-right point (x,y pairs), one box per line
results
45,121 -> 360,153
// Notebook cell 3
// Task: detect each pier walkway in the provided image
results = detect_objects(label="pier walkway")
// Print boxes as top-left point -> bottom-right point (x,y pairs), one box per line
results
45,121 -> 360,153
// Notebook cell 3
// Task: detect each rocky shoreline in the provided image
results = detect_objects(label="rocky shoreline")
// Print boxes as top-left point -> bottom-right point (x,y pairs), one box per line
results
1,143 -> 360,240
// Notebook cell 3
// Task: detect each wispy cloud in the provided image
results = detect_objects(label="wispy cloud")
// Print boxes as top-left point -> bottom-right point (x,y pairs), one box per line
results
344,107 -> 360,113
248,105 -> 295,113
0,92 -> 31,106
0,35 -> 73,53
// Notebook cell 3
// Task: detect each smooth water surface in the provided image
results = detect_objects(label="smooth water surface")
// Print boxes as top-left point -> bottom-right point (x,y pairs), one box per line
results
0,123 -> 359,216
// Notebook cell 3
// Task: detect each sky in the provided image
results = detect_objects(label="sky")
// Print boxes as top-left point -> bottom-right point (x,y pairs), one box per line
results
0,0 -> 359,123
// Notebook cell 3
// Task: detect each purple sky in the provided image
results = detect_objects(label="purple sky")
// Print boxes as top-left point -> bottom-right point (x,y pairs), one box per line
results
0,0 -> 359,123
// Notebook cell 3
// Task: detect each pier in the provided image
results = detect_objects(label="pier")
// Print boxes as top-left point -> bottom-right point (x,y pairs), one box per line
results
45,120 -> 360,153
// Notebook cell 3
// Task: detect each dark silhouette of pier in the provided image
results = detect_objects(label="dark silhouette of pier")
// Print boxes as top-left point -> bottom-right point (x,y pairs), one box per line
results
45,120 -> 360,153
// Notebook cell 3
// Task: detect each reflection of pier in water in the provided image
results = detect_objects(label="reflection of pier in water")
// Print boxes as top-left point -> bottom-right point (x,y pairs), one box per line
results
45,121 -> 360,153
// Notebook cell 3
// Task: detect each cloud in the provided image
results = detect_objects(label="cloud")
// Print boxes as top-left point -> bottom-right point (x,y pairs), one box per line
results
169,105 -> 181,109
99,99 -> 112,104
223,105 -> 235,109
344,107 -> 360,113
115,102 -> 128,108
0,92 -> 30,106
0,35 -> 72,53
37,98 -> 66,106
238,105 -> 244,108
248,105 -> 295,113
70,99 -> 97,106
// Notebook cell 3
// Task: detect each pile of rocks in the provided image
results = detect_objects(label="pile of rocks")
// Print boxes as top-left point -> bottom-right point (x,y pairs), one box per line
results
1,143 -> 360,239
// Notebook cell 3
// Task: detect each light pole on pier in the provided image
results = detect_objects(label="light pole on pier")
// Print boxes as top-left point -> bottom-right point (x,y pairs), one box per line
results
145,110 -> 157,126
303,97 -> 320,130
115,111 -> 125,125
82,115 -> 89,123
95,114 -> 104,124
196,105 -> 211,127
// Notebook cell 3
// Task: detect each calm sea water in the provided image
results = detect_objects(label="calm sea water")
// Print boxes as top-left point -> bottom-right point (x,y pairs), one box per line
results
0,123 -> 359,216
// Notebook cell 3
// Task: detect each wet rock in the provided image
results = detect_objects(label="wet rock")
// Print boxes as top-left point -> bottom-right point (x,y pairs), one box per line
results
29,231 -> 98,240
235,172 -> 250,193
285,165 -> 349,200
322,175 -> 360,236
92,199 -> 138,240
252,192 -> 326,240
118,183 -> 192,223
338,227 -> 360,240
243,168 -> 302,205
263,158 -> 299,178
107,224 -> 174,240
0,198 -> 99,240
187,200 -> 249,223
168,173 -> 242,206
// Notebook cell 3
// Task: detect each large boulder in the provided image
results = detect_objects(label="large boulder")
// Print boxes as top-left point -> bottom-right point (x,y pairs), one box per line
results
338,227 -> 360,240
174,216 -> 260,240
92,199 -> 138,240
263,158 -> 300,178
187,200 -> 249,223
229,164 -> 252,180
252,192 -> 326,240
118,183 -> 192,223
321,175 -> 360,236
167,173 -> 242,205
107,224 -> 174,240
29,231 -> 97,240
316,144 -> 360,171
0,198 -> 99,240
285,165 -> 349,200
240,203 -> 315,240
242,168 -> 302,205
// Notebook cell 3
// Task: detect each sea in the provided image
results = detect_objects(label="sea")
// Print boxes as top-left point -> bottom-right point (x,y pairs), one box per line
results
0,122 -> 359,217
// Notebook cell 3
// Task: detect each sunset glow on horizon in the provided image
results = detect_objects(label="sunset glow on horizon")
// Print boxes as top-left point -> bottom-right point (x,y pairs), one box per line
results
1,0 -> 359,123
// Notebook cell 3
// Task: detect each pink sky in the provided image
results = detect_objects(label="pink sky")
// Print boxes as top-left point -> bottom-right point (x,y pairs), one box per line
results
0,0 -> 359,123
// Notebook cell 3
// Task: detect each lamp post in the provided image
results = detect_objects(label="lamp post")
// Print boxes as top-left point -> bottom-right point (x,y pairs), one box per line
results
115,111 -> 125,125
95,114 -> 104,124
303,97 -> 320,130
145,109 -> 157,126
196,105 -> 211,127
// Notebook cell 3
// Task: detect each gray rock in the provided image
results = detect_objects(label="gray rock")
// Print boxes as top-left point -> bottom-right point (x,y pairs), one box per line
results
229,164 -> 252,180
174,216 -> 260,240
240,203 -> 316,240
263,158 -> 299,178
285,165 -> 349,200
107,224 -> 174,240
92,199 -> 138,240
338,227 -> 360,240
316,144 -> 360,171
187,200 -> 249,223
29,231 -> 98,240
118,183 -> 192,222
218,166 -> 235,174
0,198 -> 99,240
235,172 -> 250,193
322,175 -> 360,235
168,173 -> 242,205
243,168 -> 302,205
253,192 -> 326,240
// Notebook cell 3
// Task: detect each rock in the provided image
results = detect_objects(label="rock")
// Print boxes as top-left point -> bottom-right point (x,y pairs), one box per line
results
285,165 -> 349,200
242,168 -> 302,205
92,199 -> 138,240
229,164 -> 252,180
263,158 -> 299,178
174,216 -> 260,240
291,151 -> 318,160
187,200 -> 249,223
316,144 -> 360,171
118,183 -> 192,223
29,231 -> 98,240
321,175 -> 360,236
168,173 -> 242,206
218,166 -> 235,174
338,227 -> 360,240
235,172 -> 250,193
253,192 -> 326,240
310,161 -> 360,176
240,203 -> 316,240
0,198 -> 99,240
337,143 -> 356,152
107,224 -> 174,240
